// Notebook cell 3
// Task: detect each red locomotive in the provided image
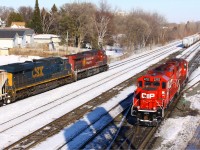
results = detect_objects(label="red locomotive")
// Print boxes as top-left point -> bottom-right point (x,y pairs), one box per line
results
66,49 -> 108,80
131,58 -> 188,126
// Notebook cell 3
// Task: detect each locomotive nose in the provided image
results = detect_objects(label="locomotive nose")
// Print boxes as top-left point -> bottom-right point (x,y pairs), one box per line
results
141,91 -> 157,99
140,90 -> 158,110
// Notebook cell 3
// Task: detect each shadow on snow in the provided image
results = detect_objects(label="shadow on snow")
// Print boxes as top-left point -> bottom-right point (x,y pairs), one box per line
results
62,93 -> 135,149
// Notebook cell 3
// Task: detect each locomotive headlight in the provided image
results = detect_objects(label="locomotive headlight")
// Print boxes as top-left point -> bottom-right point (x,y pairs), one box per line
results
137,106 -> 140,110
153,107 -> 156,110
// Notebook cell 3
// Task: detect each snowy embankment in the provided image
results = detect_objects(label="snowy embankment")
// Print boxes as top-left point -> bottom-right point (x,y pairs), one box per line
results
155,67 -> 200,150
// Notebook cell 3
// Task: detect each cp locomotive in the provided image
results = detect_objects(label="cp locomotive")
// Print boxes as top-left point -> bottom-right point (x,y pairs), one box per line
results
131,58 -> 188,126
0,50 -> 108,105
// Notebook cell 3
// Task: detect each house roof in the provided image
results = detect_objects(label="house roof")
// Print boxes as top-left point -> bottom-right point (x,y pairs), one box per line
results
34,34 -> 60,39
0,28 -> 35,39
11,22 -> 26,27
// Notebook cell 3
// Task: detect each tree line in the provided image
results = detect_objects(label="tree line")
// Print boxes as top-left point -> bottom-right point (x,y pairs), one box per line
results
0,0 -> 200,52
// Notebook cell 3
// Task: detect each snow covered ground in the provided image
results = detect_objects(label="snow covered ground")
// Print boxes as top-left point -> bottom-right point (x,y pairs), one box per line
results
0,41 -> 199,149
0,55 -> 41,65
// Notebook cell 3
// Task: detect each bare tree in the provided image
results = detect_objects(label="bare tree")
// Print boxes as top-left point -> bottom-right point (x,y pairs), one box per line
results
60,2 -> 96,48
41,8 -> 55,33
18,6 -> 33,26
0,6 -> 14,23
93,0 -> 113,48
123,15 -> 149,52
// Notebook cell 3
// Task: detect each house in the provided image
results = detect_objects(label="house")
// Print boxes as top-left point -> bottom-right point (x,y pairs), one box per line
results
34,34 -> 61,51
11,22 -> 26,28
0,18 -> 6,27
0,28 -> 35,49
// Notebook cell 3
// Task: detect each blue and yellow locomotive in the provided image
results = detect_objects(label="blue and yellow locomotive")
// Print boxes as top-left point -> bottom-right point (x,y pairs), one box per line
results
0,57 -> 73,105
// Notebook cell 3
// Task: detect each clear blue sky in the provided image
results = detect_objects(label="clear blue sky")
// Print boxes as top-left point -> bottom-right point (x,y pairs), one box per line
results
1,0 -> 199,23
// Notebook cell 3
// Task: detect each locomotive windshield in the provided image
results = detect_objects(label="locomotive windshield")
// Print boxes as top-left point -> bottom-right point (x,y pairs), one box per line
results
144,81 -> 160,87
138,79 -> 167,89
138,81 -> 162,88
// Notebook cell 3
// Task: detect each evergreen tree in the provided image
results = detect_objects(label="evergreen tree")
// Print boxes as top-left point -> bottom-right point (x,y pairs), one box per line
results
31,0 -> 42,33
49,4 -> 59,34
51,4 -> 58,13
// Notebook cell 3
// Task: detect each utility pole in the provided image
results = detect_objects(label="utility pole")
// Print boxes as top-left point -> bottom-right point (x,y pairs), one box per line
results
66,31 -> 69,54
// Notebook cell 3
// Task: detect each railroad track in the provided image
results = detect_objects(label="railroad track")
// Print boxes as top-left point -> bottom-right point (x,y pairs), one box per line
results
2,44 -> 181,149
180,41 -> 200,60
188,50 -> 200,76
109,41 -> 181,70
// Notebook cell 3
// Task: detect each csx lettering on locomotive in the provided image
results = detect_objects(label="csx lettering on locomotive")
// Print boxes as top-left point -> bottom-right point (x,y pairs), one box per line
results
32,66 -> 44,78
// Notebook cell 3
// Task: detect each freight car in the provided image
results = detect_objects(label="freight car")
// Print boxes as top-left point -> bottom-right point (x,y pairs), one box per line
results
0,50 -> 108,105
182,34 -> 200,48
130,58 -> 188,126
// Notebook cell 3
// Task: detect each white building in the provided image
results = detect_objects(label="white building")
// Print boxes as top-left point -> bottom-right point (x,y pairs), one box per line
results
0,18 -> 6,27
34,34 -> 61,51
0,28 -> 35,49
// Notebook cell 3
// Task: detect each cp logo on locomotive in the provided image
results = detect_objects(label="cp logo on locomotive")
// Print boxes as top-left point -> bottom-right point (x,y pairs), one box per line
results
141,93 -> 155,99
32,66 -> 44,78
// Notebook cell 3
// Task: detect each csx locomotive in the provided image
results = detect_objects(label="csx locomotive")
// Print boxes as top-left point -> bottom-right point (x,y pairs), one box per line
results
131,58 -> 188,126
0,50 -> 108,105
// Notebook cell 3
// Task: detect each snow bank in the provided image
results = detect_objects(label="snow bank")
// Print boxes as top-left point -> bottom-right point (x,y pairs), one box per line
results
155,116 -> 200,150
186,94 -> 200,111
